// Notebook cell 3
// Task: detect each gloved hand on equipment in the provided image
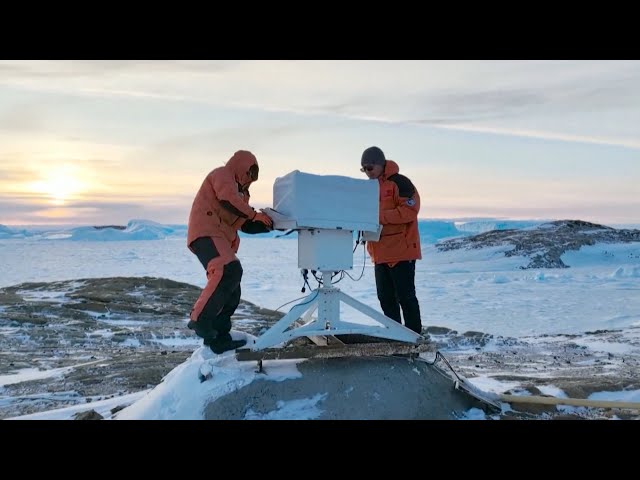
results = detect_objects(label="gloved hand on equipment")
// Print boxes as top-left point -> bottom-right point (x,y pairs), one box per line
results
253,211 -> 273,228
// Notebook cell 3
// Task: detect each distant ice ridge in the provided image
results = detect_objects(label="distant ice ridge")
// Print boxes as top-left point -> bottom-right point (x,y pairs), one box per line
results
454,220 -> 545,234
0,219 -> 551,243
611,266 -> 640,278
418,219 -> 545,244
418,220 -> 462,244
0,225 -> 32,239
68,219 -> 182,241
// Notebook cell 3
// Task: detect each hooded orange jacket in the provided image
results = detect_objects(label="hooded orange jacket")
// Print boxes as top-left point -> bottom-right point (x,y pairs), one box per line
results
187,150 -> 260,255
366,160 -> 422,265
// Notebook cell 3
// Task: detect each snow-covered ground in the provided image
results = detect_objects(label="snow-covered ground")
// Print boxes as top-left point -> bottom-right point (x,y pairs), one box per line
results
2,225 -> 639,338
1,219 -> 640,419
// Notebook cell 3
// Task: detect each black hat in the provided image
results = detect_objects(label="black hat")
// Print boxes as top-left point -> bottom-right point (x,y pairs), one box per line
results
361,146 -> 386,166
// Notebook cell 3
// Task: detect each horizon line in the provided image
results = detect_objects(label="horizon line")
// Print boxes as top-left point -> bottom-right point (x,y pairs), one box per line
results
5,217 -> 640,229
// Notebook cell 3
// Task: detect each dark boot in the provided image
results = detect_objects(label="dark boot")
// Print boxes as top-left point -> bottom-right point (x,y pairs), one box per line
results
208,333 -> 246,354
188,320 -> 219,342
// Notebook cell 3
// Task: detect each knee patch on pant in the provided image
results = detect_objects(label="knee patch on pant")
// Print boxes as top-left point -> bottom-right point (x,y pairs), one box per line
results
190,259 -> 225,322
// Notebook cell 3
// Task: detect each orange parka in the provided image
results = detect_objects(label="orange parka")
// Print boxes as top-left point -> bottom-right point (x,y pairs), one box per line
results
366,160 -> 422,265
187,150 -> 260,255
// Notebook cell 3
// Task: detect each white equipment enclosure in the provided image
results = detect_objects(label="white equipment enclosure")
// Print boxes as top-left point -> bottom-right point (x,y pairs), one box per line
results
254,170 -> 421,351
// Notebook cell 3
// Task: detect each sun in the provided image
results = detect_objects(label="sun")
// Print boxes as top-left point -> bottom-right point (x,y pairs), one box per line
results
31,166 -> 86,205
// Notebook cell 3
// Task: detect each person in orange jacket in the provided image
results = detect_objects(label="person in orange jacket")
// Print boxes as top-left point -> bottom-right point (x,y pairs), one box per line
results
360,146 -> 422,334
186,150 -> 274,354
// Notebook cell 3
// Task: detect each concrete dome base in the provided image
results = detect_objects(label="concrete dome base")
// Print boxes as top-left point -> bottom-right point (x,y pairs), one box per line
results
205,355 -> 484,420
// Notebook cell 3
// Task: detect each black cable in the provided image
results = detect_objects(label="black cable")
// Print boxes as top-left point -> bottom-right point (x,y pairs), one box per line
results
302,276 -> 312,292
422,350 -> 464,383
344,241 -> 367,282
332,270 -> 346,285
352,231 -> 361,253
275,229 -> 296,238
274,290 -> 319,312
300,269 -> 313,293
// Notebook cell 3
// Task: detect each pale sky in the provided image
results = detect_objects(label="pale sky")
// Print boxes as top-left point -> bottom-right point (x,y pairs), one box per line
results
1,60 -> 639,225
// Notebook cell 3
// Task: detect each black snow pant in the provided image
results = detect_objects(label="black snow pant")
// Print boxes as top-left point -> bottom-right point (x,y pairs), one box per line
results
374,260 -> 422,334
188,237 -> 242,345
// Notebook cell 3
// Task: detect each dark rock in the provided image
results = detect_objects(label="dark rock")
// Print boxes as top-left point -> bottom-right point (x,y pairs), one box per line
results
426,326 -> 455,335
0,277 -> 284,419
74,410 -> 103,420
436,220 -> 640,269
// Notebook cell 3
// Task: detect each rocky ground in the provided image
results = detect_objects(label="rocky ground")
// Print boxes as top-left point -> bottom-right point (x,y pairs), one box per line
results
1,277 -> 639,420
437,220 -> 640,269
0,277 -> 280,419
425,326 -> 640,419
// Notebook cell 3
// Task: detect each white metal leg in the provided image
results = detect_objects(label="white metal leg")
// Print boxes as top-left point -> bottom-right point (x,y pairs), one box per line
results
251,272 -> 421,350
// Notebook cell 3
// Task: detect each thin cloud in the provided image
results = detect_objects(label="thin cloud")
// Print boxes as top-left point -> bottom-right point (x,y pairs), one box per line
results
0,196 -> 189,225
78,87 -> 190,102
417,88 -> 548,124
0,104 -> 46,131
2,60 -> 638,150
430,124 -> 640,150
0,167 -> 33,182
429,201 -> 640,218
1,60 -> 639,224
54,200 -> 143,210
0,60 -> 239,80
0,198 -> 45,212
